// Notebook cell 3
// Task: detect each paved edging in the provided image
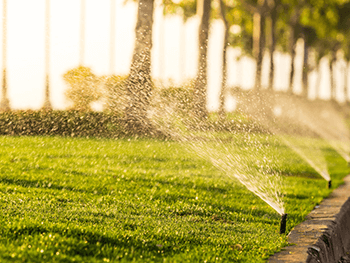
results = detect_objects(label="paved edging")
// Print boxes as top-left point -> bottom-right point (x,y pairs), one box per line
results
269,174 -> 350,263
306,196 -> 350,263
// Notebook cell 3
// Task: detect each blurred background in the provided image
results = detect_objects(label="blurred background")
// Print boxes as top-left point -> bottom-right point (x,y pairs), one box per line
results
0,0 -> 349,111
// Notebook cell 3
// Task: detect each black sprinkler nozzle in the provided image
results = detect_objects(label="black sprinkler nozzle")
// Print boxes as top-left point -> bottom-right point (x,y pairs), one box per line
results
279,214 -> 288,234
328,180 -> 332,189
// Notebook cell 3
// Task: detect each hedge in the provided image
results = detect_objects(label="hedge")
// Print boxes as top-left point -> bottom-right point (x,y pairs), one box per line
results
0,110 -> 126,138
0,110 -> 271,139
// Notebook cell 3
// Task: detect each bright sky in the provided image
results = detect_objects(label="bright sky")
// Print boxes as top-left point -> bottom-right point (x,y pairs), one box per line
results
0,0 -> 347,111
0,0 -> 138,110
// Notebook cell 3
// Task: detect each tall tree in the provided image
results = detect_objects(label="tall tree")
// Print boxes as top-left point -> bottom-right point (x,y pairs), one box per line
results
343,43 -> 350,103
125,0 -> 155,133
314,48 -> 326,99
337,2 -> 350,103
43,0 -> 52,110
345,62 -> 349,102
298,25 -> 318,98
329,47 -> 338,101
253,0 -> 267,90
298,0 -> 348,100
300,28 -> 309,98
267,0 -> 278,90
0,0 -> 9,111
218,0 -> 229,119
240,0 -> 269,90
192,0 -> 211,120
287,9 -> 300,94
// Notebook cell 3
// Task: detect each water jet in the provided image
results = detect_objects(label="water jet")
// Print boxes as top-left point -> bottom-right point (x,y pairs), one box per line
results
279,213 -> 287,234
150,91 -> 286,234
280,136 -> 331,188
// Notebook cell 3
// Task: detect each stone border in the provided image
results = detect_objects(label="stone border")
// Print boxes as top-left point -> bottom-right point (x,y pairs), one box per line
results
269,174 -> 350,263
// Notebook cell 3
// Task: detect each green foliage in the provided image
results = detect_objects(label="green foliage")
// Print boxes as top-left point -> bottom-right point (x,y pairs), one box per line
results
63,66 -> 101,111
335,1 -> 350,60
0,110 -> 125,138
163,0 -> 350,65
153,82 -> 268,132
0,136 -> 348,262
299,4 -> 338,40
163,0 -> 197,20
157,82 -> 194,116
226,3 -> 254,56
101,75 -> 129,114
0,109 -> 269,139
296,0 -> 350,61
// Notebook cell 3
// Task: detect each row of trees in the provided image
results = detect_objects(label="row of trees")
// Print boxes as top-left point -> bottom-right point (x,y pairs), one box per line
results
125,0 -> 350,132
2,0 -> 350,134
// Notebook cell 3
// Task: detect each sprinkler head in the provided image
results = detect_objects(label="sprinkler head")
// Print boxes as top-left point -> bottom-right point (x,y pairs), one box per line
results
279,214 -> 288,234
328,180 -> 332,189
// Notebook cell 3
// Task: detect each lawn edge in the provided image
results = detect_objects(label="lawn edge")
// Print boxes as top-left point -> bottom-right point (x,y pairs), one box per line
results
268,174 -> 350,263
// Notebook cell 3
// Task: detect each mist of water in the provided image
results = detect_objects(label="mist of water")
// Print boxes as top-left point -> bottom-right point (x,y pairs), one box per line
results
236,91 -> 331,184
148,90 -> 285,216
300,112 -> 350,163
279,135 -> 330,181
187,134 -> 285,215
272,94 -> 350,172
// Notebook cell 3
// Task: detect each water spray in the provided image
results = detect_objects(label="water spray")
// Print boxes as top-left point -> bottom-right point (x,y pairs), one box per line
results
279,214 -> 288,234
328,180 -> 332,189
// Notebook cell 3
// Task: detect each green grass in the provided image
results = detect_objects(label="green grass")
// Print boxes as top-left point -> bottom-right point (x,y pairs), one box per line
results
0,136 -> 348,262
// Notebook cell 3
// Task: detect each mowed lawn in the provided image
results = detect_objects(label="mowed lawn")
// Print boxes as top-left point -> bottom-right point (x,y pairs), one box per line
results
0,136 -> 348,262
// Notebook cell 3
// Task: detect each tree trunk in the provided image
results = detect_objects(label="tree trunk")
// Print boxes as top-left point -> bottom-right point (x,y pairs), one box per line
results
301,32 -> 308,98
268,8 -> 276,90
253,8 -> 265,90
192,0 -> 211,121
287,9 -> 300,95
316,62 -> 322,99
0,0 -> 9,111
218,0 -> 228,120
345,61 -> 349,102
43,0 -> 52,110
125,0 -> 155,134
329,50 -> 336,101
42,75 -> 52,110
0,69 -> 10,111
288,27 -> 296,94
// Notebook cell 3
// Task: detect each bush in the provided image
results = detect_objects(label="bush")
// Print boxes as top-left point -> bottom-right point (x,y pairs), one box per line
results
101,74 -> 128,114
63,66 -> 101,111
156,80 -> 194,116
0,110 -> 125,138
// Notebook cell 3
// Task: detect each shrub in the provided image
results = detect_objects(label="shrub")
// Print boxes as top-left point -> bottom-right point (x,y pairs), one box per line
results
151,80 -> 268,134
101,74 -> 128,114
156,80 -> 194,117
0,110 -> 125,138
63,66 -> 101,111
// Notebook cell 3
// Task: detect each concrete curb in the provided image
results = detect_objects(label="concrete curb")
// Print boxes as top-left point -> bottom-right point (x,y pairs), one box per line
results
306,197 -> 350,263
269,174 -> 350,263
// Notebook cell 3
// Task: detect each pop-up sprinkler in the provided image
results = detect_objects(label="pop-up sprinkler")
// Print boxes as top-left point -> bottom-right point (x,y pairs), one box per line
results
279,214 -> 288,234
328,180 -> 332,189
